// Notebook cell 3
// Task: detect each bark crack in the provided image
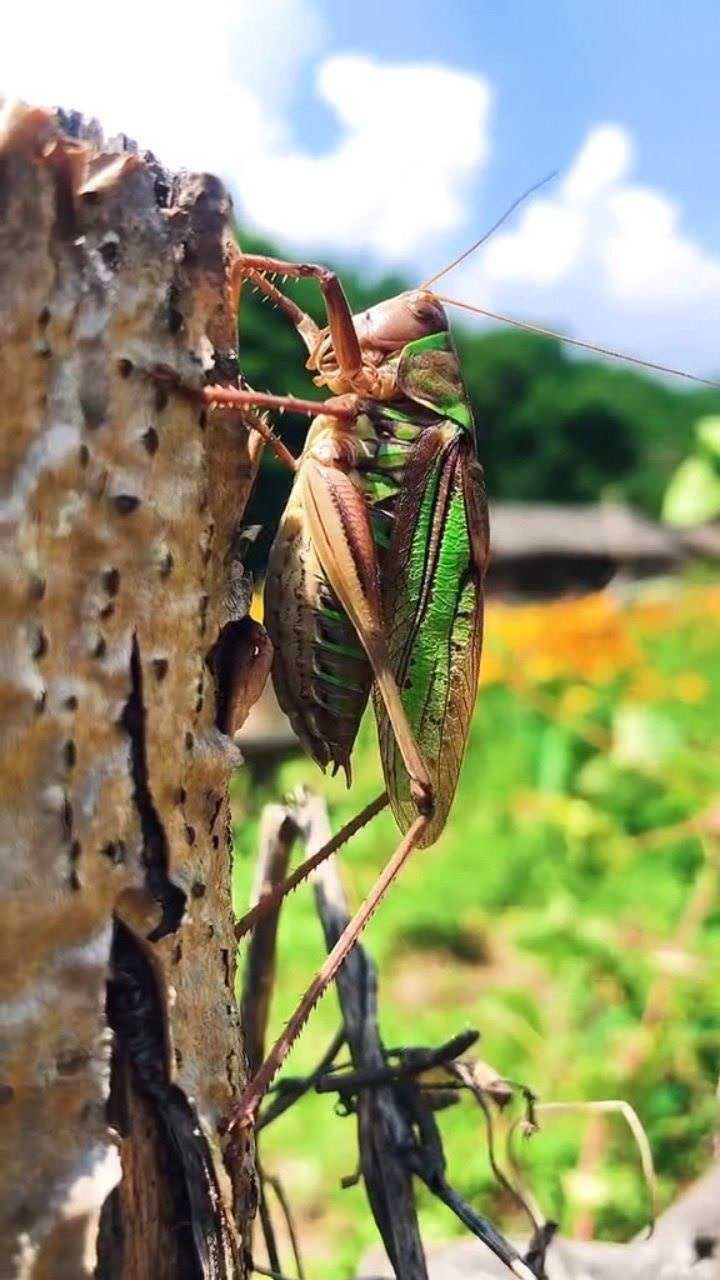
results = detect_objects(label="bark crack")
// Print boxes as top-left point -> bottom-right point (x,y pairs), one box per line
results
103,920 -> 235,1280
122,633 -> 185,941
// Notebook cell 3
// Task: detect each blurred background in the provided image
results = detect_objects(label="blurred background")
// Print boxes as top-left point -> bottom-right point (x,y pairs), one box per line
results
224,5 -> 720,1274
5,1 -> 720,1273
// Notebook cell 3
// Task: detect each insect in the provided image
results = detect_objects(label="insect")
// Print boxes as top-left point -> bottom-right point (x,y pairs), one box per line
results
203,227 -> 720,1139
206,251 -> 487,1131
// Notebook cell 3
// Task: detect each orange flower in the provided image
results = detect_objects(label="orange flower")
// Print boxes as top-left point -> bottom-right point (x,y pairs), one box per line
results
250,579 -> 716,701
482,593 -> 639,685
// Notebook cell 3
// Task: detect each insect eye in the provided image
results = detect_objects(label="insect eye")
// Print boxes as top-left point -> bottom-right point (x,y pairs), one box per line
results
410,292 -> 448,332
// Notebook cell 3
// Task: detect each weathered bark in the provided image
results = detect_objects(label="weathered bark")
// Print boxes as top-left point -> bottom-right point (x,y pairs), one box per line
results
0,101 -> 265,1278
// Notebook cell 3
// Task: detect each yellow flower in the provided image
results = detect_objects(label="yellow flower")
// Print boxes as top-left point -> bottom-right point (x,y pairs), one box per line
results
626,669 -> 667,702
560,685 -> 597,717
674,672 -> 708,704
527,654 -> 561,683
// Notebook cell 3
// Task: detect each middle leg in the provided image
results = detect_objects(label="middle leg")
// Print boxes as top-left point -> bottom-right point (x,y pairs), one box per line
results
203,384 -> 357,473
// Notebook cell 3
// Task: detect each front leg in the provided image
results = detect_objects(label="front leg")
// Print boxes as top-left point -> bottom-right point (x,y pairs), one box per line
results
148,363 -> 336,473
235,253 -> 364,386
244,268 -> 322,357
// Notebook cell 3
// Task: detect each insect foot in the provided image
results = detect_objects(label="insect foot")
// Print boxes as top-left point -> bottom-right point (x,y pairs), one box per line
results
222,1093 -> 257,1138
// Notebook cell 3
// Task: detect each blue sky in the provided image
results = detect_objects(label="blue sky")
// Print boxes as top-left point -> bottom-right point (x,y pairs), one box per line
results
3,0 -> 719,375
316,1 -> 719,250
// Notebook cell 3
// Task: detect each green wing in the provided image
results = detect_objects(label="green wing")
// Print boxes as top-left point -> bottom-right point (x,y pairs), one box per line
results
396,331 -> 474,430
374,425 -> 488,846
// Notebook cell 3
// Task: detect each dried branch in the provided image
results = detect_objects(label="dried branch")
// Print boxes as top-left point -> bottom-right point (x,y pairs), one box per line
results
241,806 -> 300,1073
262,1170 -> 306,1280
258,1029 -> 346,1131
450,1061 -> 544,1238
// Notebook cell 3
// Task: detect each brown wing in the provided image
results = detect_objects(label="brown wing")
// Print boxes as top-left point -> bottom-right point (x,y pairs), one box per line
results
301,457 -> 433,806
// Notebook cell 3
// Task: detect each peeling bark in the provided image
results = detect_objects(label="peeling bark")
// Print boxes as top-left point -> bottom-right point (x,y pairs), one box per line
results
0,101 -> 262,1278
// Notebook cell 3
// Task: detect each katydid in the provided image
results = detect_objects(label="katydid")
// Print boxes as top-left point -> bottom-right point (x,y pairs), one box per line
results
203,248 -> 719,1140
206,256 -> 488,1132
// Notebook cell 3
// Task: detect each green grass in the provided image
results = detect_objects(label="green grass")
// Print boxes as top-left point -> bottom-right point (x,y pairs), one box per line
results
231,585 -> 720,1277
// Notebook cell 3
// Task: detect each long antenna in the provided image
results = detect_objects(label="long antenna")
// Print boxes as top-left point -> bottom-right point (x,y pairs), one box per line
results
433,295 -> 720,390
421,171 -> 558,290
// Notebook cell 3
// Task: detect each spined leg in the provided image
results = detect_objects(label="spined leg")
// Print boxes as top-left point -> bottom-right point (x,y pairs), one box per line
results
245,268 -> 322,357
227,812 -> 429,1135
234,253 -> 364,382
203,385 -> 356,473
234,791 -> 388,941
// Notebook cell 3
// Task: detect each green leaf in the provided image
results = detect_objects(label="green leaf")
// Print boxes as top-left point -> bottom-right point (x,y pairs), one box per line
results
662,456 -> 720,526
696,414 -> 720,458
536,723 -> 574,793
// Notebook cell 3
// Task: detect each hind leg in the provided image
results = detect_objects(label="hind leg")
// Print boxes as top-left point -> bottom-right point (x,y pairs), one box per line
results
227,812 -> 430,1137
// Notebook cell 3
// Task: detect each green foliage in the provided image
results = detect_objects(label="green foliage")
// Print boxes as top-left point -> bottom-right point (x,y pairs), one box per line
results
663,415 -> 720,526
236,227 -> 720,570
231,590 -> 720,1277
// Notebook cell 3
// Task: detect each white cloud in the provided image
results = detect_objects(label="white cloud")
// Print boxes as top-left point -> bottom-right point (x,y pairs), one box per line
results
481,200 -> 587,287
0,0 -> 310,177
242,56 -> 492,257
603,187 -> 720,304
563,125 -> 632,204
2,7 -> 716,375
453,124 -> 720,377
1,0 -> 491,258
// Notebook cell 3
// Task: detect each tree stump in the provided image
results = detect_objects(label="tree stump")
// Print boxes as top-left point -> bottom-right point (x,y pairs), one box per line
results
0,101 -> 267,1278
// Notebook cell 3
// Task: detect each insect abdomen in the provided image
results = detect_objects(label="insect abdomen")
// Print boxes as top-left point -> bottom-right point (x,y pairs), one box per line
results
264,494 -> 371,783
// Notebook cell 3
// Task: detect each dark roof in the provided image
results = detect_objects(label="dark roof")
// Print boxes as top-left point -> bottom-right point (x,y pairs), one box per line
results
488,503 -> 685,561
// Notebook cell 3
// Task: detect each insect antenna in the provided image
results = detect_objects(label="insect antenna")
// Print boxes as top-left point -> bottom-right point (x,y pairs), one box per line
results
432,294 -> 720,390
421,170 -> 558,290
